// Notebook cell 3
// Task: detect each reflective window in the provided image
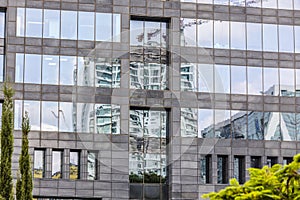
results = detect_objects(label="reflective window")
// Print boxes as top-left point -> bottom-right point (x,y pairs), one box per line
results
96,13 -> 112,41
26,8 -> 42,37
76,103 -> 94,133
24,54 -> 41,84
23,101 -> 40,131
231,22 -> 246,50
246,0 -> 261,7
231,65 -> 246,94
215,110 -> 231,138
264,68 -> 278,95
217,155 -> 228,184
248,111 -> 264,140
95,104 -> 120,134
77,56 -> 94,87
215,65 -> 230,93
295,26 -> 300,53
130,20 -> 144,46
59,102 -> 74,132
263,24 -> 278,52
197,20 -> 213,48
42,55 -> 59,84
181,108 -> 197,137
214,21 -> 229,49
296,69 -> 300,96
215,0 -> 229,5
262,0 -> 277,8
181,18 -> 197,46
199,109 -> 213,138
95,58 -> 121,88
17,8 -> 25,37
0,12 -> 4,38
87,151 -> 97,180
230,0 -> 245,6
70,151 -> 80,180
113,14 -> 121,42
279,25 -> 294,52
42,101 -> 58,131
198,64 -> 214,93
278,0 -> 293,9
200,155 -> 212,184
61,11 -> 77,40
78,12 -> 94,41
283,157 -> 293,165
15,54 -> 24,82
0,55 -> 3,82
231,110 -> 247,139
264,112 -> 281,140
295,0 -> 300,10
266,156 -> 278,167
43,9 -> 60,39
181,63 -> 197,91
34,149 -> 45,178
52,150 -> 63,179
248,67 -> 263,95
247,23 -> 262,51
282,112 -> 296,141
280,68 -> 295,96
233,156 -> 245,184
129,109 -> 167,199
60,56 -> 76,85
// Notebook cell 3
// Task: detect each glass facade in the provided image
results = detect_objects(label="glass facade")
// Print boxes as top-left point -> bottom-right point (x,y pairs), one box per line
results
129,109 -> 167,199
17,8 -> 121,42
130,19 -> 168,90
0,10 -> 5,82
87,151 -> 97,180
181,19 -> 300,53
181,63 -> 300,96
52,150 -> 63,179
15,54 -> 121,88
70,151 -> 80,180
14,100 -> 120,134
181,108 -> 300,141
34,149 -> 45,179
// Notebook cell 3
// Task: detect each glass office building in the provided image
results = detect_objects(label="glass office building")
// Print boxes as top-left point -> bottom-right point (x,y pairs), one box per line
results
1,0 -> 300,199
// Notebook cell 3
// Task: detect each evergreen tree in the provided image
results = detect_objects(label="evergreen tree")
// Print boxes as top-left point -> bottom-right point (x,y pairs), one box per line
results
202,154 -> 300,200
17,111 -> 33,200
0,83 -> 15,200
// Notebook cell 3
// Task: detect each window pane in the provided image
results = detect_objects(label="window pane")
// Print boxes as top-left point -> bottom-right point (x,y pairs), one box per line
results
59,102 -> 74,132
295,0 -> 300,10
215,65 -> 230,93
42,55 -> 59,84
181,108 -> 198,137
248,67 -> 262,95
200,155 -> 212,184
112,59 -> 121,88
15,53 -> 24,83
198,0 -> 213,3
24,101 -> 40,131
61,11 -> 77,40
199,109 -> 213,138
264,112 -> 281,140
296,69 -> 300,95
278,0 -> 293,9
42,101 -> 58,131
282,113 -> 296,141
88,152 -> 97,180
230,0 -> 245,6
14,100 -> 22,130
263,24 -> 278,52
279,25 -> 294,52
24,54 -> 41,84
70,151 -> 79,180
95,104 -> 112,134
280,68 -> 295,97
130,20 -> 143,46
26,8 -> 42,37
77,103 -> 94,133
113,14 -> 121,42
231,110 -> 247,139
34,150 -> 45,178
215,110 -> 231,138
215,0 -> 229,5
95,58 -> 113,88
181,63 -> 197,91
264,68 -> 278,95
233,156 -> 245,184
43,9 -> 60,39
295,26 -> 300,53
250,156 -> 261,168
17,8 -> 25,37
217,155 -> 228,184
246,0 -> 261,7
0,12 -> 4,38
112,105 -> 120,134
0,55 -> 3,82
231,65 -> 246,94
198,19 -> 213,48
77,57 -> 94,86
60,56 -> 77,85
161,22 -> 167,47
214,20 -> 229,49
248,111 -> 264,140
144,21 -> 161,46
181,18 -> 197,46
262,0 -> 277,8
78,12 -> 94,41
198,64 -> 214,92
231,22 -> 245,50
247,23 -> 262,51
96,13 -> 112,41
52,150 -> 62,179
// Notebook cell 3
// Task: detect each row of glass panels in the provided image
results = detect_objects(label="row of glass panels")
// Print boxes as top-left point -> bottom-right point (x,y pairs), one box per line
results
181,108 -> 300,141
14,100 -> 120,134
17,8 -> 121,42
181,0 -> 300,10
181,63 -> 300,96
181,19 -> 300,53
15,54 -> 121,88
